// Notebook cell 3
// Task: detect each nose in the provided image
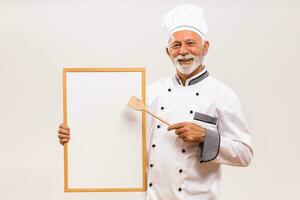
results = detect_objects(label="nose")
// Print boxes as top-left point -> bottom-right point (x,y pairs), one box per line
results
179,44 -> 189,56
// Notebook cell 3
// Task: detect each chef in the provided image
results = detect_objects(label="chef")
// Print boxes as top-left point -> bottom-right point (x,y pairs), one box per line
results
58,4 -> 253,200
144,4 -> 253,200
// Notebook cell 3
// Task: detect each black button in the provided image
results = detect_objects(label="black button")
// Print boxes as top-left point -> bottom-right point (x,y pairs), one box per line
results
168,88 -> 171,92
178,187 -> 182,192
157,125 -> 161,128
182,149 -> 186,153
149,183 -> 153,187
190,110 -> 193,114
150,164 -> 153,168
161,106 -> 164,110
152,144 -> 156,148
196,92 -> 199,96
179,169 -> 183,173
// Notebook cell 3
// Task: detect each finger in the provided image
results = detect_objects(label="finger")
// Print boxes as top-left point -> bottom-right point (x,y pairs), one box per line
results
185,135 -> 194,142
60,138 -> 69,143
59,138 -> 69,145
174,127 -> 188,136
177,131 -> 186,138
191,122 -> 204,131
58,128 -> 70,135
58,134 -> 70,139
178,133 -> 188,142
181,134 -> 193,142
59,123 -> 70,130
167,122 -> 187,131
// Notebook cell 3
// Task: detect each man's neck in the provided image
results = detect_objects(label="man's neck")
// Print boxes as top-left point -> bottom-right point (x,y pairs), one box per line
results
176,65 -> 204,86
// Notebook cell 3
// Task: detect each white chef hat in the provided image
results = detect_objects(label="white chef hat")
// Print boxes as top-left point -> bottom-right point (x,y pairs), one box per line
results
161,4 -> 208,42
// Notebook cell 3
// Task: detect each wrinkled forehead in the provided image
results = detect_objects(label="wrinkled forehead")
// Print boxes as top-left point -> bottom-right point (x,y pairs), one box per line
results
168,30 -> 203,45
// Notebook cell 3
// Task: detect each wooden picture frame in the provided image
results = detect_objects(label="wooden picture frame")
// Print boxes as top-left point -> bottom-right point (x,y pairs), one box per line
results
62,68 -> 147,192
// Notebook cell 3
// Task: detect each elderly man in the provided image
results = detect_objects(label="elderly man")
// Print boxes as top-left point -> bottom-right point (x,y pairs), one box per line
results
58,4 -> 253,200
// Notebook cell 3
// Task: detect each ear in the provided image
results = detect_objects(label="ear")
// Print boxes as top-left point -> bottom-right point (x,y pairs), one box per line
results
166,47 -> 170,57
203,41 -> 210,56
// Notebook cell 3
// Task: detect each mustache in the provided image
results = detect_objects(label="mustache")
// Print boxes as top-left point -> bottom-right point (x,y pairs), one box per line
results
174,54 -> 197,62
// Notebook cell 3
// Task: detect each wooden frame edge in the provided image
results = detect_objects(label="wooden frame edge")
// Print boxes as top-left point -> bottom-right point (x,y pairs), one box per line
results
62,67 -> 147,192
140,67 -> 147,192
63,68 -> 69,192
64,187 -> 147,192
63,67 -> 145,72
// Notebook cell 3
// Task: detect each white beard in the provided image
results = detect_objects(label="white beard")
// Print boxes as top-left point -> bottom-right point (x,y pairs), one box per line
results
172,54 -> 203,75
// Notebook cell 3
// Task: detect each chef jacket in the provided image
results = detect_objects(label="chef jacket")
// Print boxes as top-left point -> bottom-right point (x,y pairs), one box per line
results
144,67 -> 253,200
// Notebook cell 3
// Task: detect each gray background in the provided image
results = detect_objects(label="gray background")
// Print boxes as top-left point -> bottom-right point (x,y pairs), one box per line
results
0,0 -> 299,199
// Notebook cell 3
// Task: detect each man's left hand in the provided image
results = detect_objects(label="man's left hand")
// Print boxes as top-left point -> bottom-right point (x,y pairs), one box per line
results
167,122 -> 206,143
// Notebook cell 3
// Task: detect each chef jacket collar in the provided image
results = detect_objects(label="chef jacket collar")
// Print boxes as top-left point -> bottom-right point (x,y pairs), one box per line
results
174,66 -> 209,86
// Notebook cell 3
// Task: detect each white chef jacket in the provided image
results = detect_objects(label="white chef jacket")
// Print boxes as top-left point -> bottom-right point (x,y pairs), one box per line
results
145,67 -> 253,200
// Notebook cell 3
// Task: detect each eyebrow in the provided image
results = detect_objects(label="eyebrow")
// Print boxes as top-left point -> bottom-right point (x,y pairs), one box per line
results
185,39 -> 196,42
171,39 -> 196,44
171,41 -> 181,44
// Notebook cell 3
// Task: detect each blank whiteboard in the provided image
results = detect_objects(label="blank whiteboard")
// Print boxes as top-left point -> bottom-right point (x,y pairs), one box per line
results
62,68 -> 147,192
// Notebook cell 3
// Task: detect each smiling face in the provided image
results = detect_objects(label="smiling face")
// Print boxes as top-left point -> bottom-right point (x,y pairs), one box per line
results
166,30 -> 209,75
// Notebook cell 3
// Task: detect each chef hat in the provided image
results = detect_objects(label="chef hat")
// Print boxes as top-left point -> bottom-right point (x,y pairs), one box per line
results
161,4 -> 208,42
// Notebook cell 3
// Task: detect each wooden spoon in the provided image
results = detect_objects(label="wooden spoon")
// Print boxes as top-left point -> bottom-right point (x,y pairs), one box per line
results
127,96 -> 171,126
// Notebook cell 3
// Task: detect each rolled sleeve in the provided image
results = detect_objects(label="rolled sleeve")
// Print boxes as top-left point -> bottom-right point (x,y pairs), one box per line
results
200,128 -> 221,162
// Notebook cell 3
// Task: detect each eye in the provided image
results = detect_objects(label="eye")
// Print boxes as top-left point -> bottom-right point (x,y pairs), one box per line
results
172,44 -> 181,49
187,42 -> 195,46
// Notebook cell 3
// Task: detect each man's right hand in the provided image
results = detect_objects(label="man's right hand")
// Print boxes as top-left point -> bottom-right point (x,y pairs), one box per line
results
58,123 -> 70,145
